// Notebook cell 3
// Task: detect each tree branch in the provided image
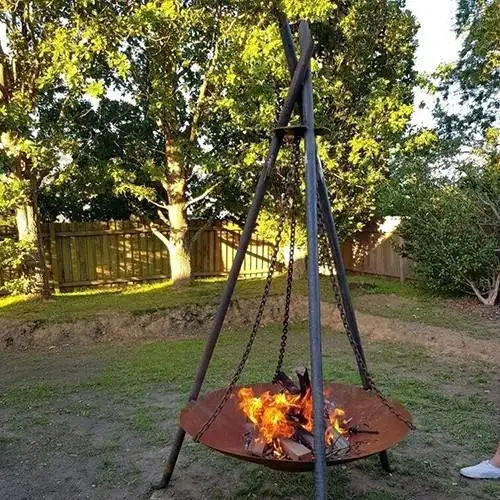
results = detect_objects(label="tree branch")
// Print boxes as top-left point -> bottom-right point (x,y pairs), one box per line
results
149,199 -> 170,211
466,271 -> 500,306
156,208 -> 170,228
477,192 -> 500,222
150,224 -> 171,249
187,15 -> 237,142
185,181 -> 221,209
188,39 -> 220,142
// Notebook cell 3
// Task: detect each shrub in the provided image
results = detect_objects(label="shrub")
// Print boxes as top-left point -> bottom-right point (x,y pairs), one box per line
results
399,165 -> 499,305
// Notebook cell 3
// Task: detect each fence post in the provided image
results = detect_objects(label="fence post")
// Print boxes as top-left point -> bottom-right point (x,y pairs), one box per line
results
49,223 -> 60,293
398,235 -> 406,283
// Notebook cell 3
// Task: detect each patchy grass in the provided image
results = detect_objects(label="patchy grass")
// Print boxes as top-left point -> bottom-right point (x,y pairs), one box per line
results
0,277 -> 248,322
0,273 -> 430,323
352,290 -> 499,339
2,273 -> 494,341
0,323 -> 498,499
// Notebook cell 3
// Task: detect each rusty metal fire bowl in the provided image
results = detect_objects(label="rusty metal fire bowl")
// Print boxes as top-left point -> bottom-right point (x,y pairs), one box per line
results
180,382 -> 412,472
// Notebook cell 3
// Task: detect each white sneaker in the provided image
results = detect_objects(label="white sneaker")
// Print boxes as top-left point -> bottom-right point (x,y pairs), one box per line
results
460,460 -> 500,479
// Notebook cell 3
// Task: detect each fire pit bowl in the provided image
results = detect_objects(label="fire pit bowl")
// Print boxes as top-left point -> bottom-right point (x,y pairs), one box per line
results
180,382 -> 412,472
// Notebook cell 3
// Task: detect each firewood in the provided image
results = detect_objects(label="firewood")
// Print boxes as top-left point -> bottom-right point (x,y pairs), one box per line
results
324,398 -> 338,417
294,427 -> 314,450
279,437 -> 313,461
287,409 -> 308,426
243,423 -> 267,457
275,371 -> 300,395
326,427 -> 350,455
295,366 -> 310,397
248,437 -> 267,457
243,423 -> 255,449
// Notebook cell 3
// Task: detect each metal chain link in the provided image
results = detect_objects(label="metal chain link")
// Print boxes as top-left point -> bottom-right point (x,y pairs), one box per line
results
317,205 -> 415,431
194,139 -> 301,442
273,140 -> 301,381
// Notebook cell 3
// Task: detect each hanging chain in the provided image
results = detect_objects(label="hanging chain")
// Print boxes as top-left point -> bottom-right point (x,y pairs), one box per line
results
194,139 -> 301,442
273,139 -> 300,381
317,205 -> 415,431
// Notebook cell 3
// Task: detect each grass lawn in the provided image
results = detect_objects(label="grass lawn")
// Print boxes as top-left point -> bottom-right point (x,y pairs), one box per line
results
1,275 -> 498,498
0,275 -> 407,322
1,274 -> 497,340
1,320 -> 499,499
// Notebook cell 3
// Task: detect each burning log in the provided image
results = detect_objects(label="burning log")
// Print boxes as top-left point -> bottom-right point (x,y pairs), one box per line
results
326,427 -> 350,455
275,371 -> 300,395
294,427 -> 314,450
244,424 -> 267,457
295,366 -> 311,398
243,423 -> 254,449
238,370 -> 351,462
248,437 -> 267,457
279,437 -> 313,461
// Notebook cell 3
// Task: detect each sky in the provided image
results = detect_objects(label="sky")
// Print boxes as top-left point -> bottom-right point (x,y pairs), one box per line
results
405,0 -> 460,126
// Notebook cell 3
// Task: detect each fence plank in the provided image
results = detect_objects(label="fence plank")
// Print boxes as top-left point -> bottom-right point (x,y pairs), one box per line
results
1,221 -> 411,292
49,223 -> 60,292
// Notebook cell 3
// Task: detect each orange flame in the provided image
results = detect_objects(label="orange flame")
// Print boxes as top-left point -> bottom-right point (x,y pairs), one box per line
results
238,387 -> 299,444
238,387 -> 348,456
325,407 -> 348,445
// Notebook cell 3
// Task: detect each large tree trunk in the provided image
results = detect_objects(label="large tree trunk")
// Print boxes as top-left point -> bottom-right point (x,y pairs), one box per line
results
16,173 -> 51,298
166,202 -> 191,286
163,140 -> 191,287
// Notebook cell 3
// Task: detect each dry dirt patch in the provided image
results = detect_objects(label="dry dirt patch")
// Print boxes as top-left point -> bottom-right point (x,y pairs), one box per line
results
1,294 -> 498,365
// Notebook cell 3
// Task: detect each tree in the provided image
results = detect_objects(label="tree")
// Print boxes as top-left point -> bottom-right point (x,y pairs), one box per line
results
397,159 -> 499,305
0,174 -> 35,294
61,0 -> 417,287
0,1 -> 130,296
211,0 -> 418,240
38,99 -> 144,222
381,0 -> 499,304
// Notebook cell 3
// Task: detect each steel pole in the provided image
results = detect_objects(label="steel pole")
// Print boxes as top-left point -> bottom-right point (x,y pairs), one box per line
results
315,158 -> 369,380
299,21 -> 328,500
153,31 -> 314,490
279,11 -> 390,474
277,6 -> 370,388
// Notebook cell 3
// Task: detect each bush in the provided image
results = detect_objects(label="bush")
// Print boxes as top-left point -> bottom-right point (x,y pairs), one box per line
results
0,237 -> 37,295
398,165 -> 499,305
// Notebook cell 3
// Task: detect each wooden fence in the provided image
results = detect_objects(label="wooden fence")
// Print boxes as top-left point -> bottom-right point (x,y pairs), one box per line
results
1,221 -> 275,291
0,221 -> 409,292
342,231 -> 410,282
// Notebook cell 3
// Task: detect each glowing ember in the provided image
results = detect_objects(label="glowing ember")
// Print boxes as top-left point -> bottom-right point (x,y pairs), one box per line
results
238,386 -> 349,459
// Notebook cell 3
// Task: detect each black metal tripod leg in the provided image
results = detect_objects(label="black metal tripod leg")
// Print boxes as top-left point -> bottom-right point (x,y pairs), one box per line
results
379,450 -> 392,473
299,22 -> 328,500
152,428 -> 186,489
315,158 -> 371,389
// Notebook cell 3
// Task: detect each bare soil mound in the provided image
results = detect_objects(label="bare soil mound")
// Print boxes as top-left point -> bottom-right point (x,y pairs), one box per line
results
1,294 -> 498,364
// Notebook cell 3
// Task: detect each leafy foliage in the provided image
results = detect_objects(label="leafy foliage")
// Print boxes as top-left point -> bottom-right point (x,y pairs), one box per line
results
381,0 -> 499,304
0,1 -> 135,294
44,1 -> 418,242
0,175 -> 35,294
398,163 -> 499,302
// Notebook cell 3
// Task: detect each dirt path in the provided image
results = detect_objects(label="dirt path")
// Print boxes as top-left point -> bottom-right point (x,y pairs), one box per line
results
322,306 -> 500,365
1,294 -> 498,365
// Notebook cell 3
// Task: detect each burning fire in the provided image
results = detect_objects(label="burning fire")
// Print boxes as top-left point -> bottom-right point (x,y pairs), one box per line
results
238,386 -> 348,457
325,407 -> 347,445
